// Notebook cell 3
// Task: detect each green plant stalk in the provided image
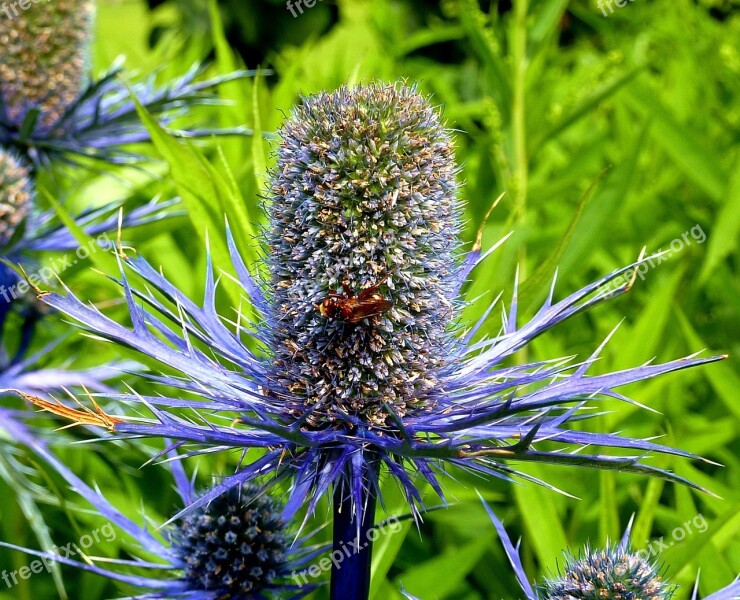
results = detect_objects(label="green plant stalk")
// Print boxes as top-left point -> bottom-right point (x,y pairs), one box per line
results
513,0 -> 529,363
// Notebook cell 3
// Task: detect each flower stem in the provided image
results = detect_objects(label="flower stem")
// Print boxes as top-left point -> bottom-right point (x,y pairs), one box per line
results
329,474 -> 377,600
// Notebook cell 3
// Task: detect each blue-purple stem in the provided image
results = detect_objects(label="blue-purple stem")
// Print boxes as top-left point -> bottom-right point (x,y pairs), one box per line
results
329,476 -> 377,600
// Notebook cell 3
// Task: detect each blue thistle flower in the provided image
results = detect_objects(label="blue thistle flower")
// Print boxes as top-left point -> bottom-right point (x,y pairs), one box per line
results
268,84 -> 460,426
0,0 -> 250,167
0,418 -> 324,599
173,482 -> 293,596
540,546 -> 674,599
33,83 -> 723,597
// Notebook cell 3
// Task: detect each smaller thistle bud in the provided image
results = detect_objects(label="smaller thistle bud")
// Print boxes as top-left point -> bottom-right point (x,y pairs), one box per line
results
172,483 -> 290,596
0,149 -> 31,246
0,0 -> 94,134
540,544 -> 675,600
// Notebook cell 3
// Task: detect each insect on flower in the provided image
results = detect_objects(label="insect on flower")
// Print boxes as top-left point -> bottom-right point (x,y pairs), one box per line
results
318,275 -> 393,323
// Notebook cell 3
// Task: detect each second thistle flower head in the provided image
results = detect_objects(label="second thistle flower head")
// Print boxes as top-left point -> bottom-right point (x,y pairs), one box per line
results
0,149 -> 31,246
541,545 -> 674,600
172,482 -> 289,596
0,419 -> 322,599
268,83 -> 461,426
479,500 -> 675,600
0,0 -> 94,134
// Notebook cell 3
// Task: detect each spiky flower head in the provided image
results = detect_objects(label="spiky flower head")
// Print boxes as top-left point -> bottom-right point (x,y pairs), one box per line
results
0,0 -> 94,135
172,482 -> 289,596
540,545 -> 674,600
0,149 -> 31,246
268,83 -> 461,426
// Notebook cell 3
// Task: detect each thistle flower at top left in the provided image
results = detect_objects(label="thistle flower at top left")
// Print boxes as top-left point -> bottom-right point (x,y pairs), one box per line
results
0,0 -> 94,135
0,0 -> 250,167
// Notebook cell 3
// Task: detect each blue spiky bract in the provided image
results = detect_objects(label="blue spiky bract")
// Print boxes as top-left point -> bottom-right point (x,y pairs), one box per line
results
695,578 -> 740,600
36,82 -> 722,538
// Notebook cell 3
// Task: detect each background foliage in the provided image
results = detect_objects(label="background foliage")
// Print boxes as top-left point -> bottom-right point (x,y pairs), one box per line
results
0,0 -> 737,598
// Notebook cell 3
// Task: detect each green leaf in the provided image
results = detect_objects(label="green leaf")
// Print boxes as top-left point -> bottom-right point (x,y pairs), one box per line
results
560,124 -> 647,276
675,309 -> 738,419
599,471 -> 620,543
0,455 -> 66,599
625,82 -> 728,201
661,502 -> 740,577
370,520 -> 412,599
127,89 -> 257,312
40,188 -> 120,276
520,167 -> 608,312
533,68 -> 642,152
632,478 -> 665,549
457,0 -> 511,116
251,72 -> 269,199
530,0 -> 570,48
514,469 -> 568,574
392,534 -> 492,599
700,151 -> 740,281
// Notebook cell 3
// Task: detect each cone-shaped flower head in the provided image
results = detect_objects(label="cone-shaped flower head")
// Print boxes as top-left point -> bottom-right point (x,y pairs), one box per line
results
0,0 -> 94,134
541,546 -> 674,600
172,482 -> 290,596
0,149 -> 31,246
268,83 -> 461,426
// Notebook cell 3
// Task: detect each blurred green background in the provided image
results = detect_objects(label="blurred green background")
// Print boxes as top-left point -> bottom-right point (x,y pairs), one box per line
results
0,0 -> 737,598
